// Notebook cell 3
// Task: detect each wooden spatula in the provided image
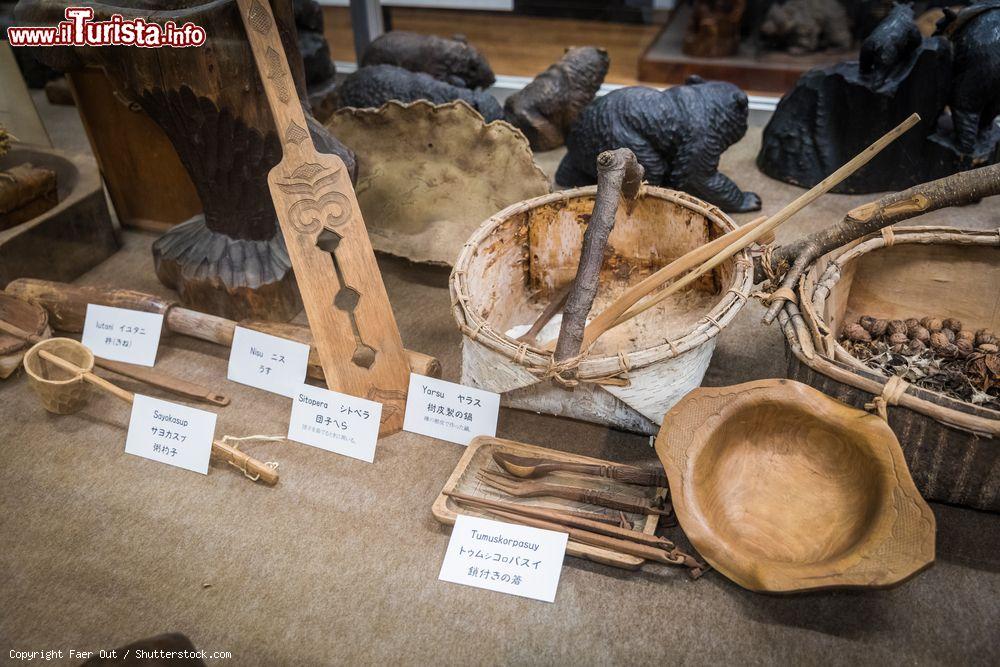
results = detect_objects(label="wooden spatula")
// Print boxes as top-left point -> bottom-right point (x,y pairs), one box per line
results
237,0 -> 410,435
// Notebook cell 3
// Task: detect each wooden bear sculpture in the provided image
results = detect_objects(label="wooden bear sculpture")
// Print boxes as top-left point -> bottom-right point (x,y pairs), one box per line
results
557,77 -> 761,213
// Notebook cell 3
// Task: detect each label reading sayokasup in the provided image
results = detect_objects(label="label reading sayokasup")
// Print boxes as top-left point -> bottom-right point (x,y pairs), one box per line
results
124,394 -> 216,474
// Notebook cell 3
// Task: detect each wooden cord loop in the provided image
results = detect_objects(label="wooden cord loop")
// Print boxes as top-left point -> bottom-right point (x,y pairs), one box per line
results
864,373 -> 911,422
881,226 -> 896,246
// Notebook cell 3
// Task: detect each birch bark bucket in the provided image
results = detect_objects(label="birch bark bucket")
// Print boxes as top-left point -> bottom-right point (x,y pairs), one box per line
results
780,226 -> 999,511
451,186 -> 753,435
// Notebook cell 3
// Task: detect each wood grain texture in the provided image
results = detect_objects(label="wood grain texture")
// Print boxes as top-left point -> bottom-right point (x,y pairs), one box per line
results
655,379 -> 936,593
239,0 -> 409,434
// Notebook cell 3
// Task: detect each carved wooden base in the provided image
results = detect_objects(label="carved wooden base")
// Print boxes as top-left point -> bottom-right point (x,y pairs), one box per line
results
152,216 -> 301,322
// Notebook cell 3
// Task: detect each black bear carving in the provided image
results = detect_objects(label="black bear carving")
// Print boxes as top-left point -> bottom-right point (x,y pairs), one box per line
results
557,77 -> 761,213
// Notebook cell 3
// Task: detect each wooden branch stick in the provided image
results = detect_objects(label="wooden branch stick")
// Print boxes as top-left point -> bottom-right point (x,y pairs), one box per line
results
759,161 -> 1000,324
590,113 -> 920,342
516,284 -> 571,346
445,491 -> 669,547
34,346 -> 278,485
553,148 -> 643,363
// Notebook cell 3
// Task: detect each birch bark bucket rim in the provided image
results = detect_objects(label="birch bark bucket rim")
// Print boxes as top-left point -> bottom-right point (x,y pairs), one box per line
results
24,337 -> 95,414
787,225 -> 1000,435
451,185 -> 753,434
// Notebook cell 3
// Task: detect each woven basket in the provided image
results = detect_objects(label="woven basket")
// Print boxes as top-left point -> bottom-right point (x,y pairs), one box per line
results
780,226 -> 999,511
24,337 -> 95,415
451,185 -> 753,435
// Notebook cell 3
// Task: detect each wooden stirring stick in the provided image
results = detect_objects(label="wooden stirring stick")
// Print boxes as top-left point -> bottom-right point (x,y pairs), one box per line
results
573,113 -> 921,350
36,347 -> 278,485
0,317 -> 230,406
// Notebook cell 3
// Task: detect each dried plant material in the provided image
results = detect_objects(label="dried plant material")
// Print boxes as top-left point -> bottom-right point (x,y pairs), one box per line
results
326,100 -> 550,266
842,313 -> 1000,409
0,125 -> 11,158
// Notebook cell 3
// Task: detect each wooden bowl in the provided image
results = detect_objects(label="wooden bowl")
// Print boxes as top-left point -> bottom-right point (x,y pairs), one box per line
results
23,337 -> 95,414
655,379 -> 935,593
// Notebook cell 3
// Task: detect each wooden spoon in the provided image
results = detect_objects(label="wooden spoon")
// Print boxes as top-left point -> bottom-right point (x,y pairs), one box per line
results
493,451 -> 668,487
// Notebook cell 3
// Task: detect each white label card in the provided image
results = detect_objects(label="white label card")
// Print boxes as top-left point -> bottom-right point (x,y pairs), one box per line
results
287,383 -> 382,463
439,514 -> 568,603
124,394 -> 216,475
227,326 -> 311,398
81,304 -> 164,367
402,374 -> 499,446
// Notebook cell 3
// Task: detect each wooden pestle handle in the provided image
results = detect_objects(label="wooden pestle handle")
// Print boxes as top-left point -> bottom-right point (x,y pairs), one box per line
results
36,347 -> 277,486
5,279 -> 442,379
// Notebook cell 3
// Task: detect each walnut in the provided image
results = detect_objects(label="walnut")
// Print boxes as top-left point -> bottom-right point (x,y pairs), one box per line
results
907,338 -> 926,353
956,330 -> 975,345
904,317 -> 920,330
942,318 -> 963,332
888,319 -> 907,335
870,319 -> 889,337
941,343 -> 960,358
888,332 -> 909,347
942,328 -> 956,343
843,323 -> 871,342
930,331 -> 950,350
980,343 -> 999,353
956,339 -> 974,357
859,315 -> 876,332
910,326 -> 930,343
975,329 -> 997,346
920,317 -> 943,332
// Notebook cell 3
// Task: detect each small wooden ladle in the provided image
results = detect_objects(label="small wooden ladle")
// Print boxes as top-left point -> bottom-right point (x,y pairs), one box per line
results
23,337 -> 278,485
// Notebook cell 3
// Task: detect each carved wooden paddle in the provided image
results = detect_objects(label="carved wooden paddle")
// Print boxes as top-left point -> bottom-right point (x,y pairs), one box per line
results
237,0 -> 410,435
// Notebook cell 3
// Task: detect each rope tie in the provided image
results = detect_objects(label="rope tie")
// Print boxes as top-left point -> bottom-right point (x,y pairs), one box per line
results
768,286 -> 798,305
726,288 -> 748,304
220,434 -> 283,481
514,343 -> 528,364
616,350 -> 631,373
760,244 -> 781,283
881,226 -> 896,247
467,321 -> 484,342
666,339 -> 680,356
702,314 -> 722,331
865,375 -> 909,422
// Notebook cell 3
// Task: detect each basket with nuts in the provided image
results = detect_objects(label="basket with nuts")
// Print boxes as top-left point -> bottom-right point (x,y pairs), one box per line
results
840,315 -> 999,409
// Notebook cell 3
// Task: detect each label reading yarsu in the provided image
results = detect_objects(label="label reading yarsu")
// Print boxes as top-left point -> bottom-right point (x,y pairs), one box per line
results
81,304 -> 164,366
438,514 -> 568,603
287,383 -> 382,463
402,374 -> 499,446
124,394 -> 216,474
227,326 -> 311,398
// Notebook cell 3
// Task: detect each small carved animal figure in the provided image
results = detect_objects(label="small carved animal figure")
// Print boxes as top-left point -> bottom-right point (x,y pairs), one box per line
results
936,1 -> 1000,153
860,3 -> 922,88
557,77 -> 761,213
503,46 -> 609,151
360,31 -> 496,89
332,65 -> 504,122
760,0 -> 853,53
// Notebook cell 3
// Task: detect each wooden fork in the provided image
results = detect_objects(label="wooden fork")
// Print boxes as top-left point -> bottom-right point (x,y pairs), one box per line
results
476,470 -> 671,516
